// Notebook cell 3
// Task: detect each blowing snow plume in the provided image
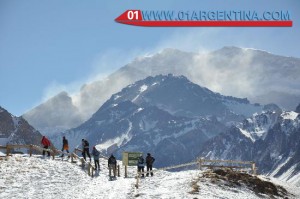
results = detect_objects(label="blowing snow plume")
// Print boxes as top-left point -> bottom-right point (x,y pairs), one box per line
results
23,47 -> 300,135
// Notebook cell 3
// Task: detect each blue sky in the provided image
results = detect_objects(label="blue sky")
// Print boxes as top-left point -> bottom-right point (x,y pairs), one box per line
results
0,0 -> 299,116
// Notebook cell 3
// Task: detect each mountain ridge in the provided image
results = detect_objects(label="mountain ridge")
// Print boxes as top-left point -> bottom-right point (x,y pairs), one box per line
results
199,110 -> 300,185
0,106 -> 42,148
50,74 -> 263,167
23,46 -> 300,135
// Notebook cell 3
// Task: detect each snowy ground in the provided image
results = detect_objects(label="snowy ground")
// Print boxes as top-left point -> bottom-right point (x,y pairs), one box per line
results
0,155 -> 299,199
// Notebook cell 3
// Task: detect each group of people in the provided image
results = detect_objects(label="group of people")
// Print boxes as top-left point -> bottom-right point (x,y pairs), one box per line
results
137,153 -> 155,177
78,138 -> 156,177
40,136 -> 156,177
40,135 -> 70,158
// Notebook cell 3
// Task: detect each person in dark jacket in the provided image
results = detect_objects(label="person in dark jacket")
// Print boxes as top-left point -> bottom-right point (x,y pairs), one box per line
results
146,153 -> 155,176
137,155 -> 145,177
82,139 -> 91,162
41,136 -> 51,157
92,146 -> 100,170
108,154 -> 117,177
60,136 -> 70,158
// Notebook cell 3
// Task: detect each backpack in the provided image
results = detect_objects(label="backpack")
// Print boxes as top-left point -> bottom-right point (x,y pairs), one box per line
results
84,140 -> 89,147
109,156 -> 116,165
146,156 -> 154,164
138,157 -> 144,164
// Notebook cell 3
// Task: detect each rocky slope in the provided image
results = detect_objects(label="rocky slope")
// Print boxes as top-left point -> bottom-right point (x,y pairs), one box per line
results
0,106 -> 43,148
199,109 -> 300,185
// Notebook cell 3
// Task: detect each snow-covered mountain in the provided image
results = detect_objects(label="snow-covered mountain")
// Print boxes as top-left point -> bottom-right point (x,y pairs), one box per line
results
199,109 -> 300,186
23,46 -> 300,135
51,74 -> 264,167
0,106 -> 42,147
102,74 -> 261,119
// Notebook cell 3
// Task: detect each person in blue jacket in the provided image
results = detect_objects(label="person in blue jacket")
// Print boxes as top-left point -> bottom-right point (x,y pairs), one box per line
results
92,146 -> 100,170
137,154 -> 145,177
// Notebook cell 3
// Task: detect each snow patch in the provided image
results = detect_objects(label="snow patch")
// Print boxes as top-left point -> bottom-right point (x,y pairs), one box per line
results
139,84 -> 148,92
281,111 -> 298,120
269,156 -> 292,177
239,128 -> 255,142
137,108 -> 144,112
132,85 -> 148,102
114,95 -> 121,100
97,121 -> 133,152
275,163 -> 300,186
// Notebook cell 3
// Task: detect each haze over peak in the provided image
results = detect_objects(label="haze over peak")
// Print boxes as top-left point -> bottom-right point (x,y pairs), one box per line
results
23,46 -> 300,134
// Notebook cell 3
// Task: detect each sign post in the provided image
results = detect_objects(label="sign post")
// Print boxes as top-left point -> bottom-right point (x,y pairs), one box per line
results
122,151 -> 143,177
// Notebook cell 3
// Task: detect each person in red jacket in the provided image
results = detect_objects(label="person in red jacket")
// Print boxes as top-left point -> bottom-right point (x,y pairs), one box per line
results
41,136 -> 51,157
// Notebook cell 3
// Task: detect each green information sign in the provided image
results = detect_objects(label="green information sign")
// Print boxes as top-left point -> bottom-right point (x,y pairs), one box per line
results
122,152 -> 143,166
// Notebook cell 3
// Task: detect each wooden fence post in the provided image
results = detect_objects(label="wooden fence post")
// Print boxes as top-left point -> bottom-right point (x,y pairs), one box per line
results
81,158 -> 85,168
29,145 -> 32,157
117,165 -> 120,177
125,165 -> 128,178
199,158 -> 202,170
252,162 -> 256,175
135,172 -> 141,189
109,166 -> 112,178
87,163 -> 91,176
6,145 -> 10,156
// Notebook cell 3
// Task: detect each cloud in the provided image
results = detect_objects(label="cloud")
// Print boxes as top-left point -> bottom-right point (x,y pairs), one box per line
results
34,29 -> 300,132
40,29 -> 224,109
189,49 -> 262,98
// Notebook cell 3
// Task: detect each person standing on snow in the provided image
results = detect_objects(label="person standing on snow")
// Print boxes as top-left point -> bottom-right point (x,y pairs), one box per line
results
81,139 -> 91,162
60,136 -> 70,158
137,155 -> 145,177
92,146 -> 100,170
108,154 -> 117,178
146,153 -> 155,176
41,136 -> 51,157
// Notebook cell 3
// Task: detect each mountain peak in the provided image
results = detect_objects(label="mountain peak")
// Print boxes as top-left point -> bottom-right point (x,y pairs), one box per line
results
214,46 -> 272,56
142,74 -> 189,84
103,74 -> 261,119
0,105 -> 42,146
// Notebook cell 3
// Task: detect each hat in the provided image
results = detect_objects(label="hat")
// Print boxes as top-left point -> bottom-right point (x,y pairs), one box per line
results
147,153 -> 151,156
